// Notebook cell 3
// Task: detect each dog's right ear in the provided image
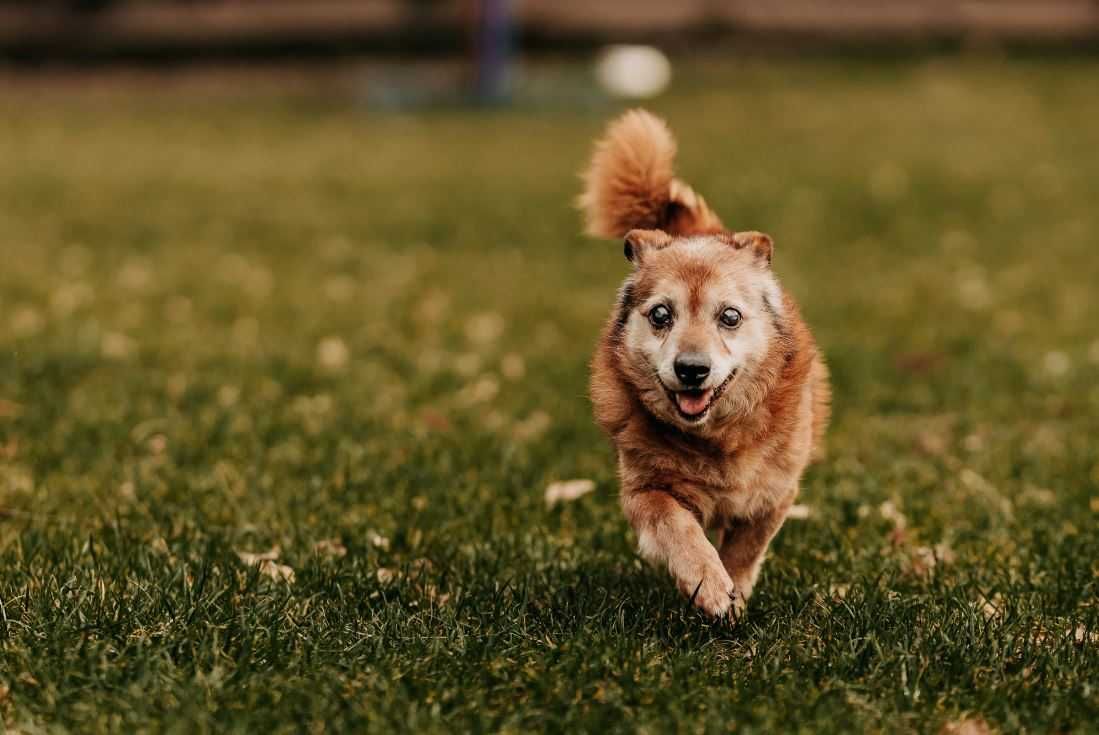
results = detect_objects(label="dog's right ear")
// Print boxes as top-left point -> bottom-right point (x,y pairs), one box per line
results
622,229 -> 671,265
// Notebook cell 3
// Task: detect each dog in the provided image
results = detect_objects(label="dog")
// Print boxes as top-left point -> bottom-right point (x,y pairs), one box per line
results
579,110 -> 831,619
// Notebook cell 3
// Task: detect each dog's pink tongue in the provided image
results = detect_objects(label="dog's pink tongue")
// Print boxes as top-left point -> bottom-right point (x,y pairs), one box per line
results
675,390 -> 712,416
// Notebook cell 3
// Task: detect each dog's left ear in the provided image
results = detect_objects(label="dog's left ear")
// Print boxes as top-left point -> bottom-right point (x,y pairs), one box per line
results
729,231 -> 774,266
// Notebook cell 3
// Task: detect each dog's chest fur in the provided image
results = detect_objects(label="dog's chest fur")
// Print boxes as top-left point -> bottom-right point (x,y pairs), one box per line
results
593,292 -> 823,529
618,379 -> 814,526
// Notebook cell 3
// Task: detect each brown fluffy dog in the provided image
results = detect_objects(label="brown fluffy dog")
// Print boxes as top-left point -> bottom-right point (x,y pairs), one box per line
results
580,110 -> 831,619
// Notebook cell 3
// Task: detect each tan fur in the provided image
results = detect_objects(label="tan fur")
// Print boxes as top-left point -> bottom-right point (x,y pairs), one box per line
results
582,111 -> 832,619
579,109 -> 724,238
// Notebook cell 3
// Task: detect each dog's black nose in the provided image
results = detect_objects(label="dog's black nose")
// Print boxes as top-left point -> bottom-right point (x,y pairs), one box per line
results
674,353 -> 711,387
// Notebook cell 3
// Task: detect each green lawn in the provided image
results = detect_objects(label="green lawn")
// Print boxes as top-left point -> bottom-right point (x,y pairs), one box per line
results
1,58 -> 1098,733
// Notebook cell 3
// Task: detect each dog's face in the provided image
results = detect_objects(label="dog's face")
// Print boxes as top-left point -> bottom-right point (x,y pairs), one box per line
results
616,229 -> 784,430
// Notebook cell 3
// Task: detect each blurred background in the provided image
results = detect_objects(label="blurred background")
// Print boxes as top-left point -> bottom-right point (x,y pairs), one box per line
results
4,0 -> 1099,101
2,2 -> 1098,517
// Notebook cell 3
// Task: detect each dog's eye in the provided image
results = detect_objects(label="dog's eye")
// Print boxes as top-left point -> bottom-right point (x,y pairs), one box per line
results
648,304 -> 673,329
719,307 -> 742,328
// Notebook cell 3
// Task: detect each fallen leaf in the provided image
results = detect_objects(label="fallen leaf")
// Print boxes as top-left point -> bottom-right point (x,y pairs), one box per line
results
977,593 -> 1003,621
786,504 -> 811,520
1019,485 -> 1056,507
236,547 -> 295,583
262,561 -> 295,583
962,433 -> 985,453
879,500 -> 908,529
916,430 -> 948,456
458,375 -> 499,405
545,479 -> 596,508
218,385 -> 241,408
906,543 -> 956,579
236,547 -> 281,565
424,585 -> 451,605
482,410 -> 508,431
1074,625 -> 1098,646
957,271 -> 991,310
376,568 -> 396,584
147,434 -> 168,455
316,336 -> 350,372
50,281 -> 94,315
464,312 -> 505,344
313,538 -> 347,558
1042,350 -> 1071,378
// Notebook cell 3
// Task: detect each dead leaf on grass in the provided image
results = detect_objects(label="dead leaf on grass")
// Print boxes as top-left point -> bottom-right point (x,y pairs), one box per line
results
313,538 -> 347,558
906,543 -> 957,579
1074,625 -> 1098,646
236,547 -> 295,583
316,336 -> 350,372
786,504 -> 812,520
879,500 -> 908,529
977,593 -> 1003,621
545,479 -> 596,507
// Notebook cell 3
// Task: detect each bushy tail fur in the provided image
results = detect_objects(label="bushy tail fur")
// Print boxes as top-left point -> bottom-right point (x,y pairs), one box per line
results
578,109 -> 724,239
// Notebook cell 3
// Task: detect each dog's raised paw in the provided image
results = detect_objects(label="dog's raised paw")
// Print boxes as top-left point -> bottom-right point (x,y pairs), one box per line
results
682,567 -> 738,619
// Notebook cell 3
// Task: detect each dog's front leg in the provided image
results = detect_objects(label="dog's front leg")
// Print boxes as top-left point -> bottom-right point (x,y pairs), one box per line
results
623,489 -> 735,618
716,499 -> 792,610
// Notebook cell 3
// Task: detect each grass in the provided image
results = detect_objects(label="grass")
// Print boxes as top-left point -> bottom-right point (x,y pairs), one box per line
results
1,57 -> 1098,733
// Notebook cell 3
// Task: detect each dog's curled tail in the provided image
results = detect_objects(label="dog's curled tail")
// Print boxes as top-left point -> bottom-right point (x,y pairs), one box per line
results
578,109 -> 724,239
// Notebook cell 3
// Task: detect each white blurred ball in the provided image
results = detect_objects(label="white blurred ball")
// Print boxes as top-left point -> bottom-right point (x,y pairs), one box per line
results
595,45 -> 672,99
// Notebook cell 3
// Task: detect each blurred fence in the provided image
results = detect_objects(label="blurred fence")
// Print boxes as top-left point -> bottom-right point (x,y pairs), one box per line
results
3,0 -> 1099,64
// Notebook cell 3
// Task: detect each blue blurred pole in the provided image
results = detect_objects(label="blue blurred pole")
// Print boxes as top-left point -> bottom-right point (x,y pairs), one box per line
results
475,0 -> 513,104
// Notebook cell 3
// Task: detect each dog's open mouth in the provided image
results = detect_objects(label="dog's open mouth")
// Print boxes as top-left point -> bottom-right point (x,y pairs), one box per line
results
673,389 -> 714,419
664,370 -> 736,422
